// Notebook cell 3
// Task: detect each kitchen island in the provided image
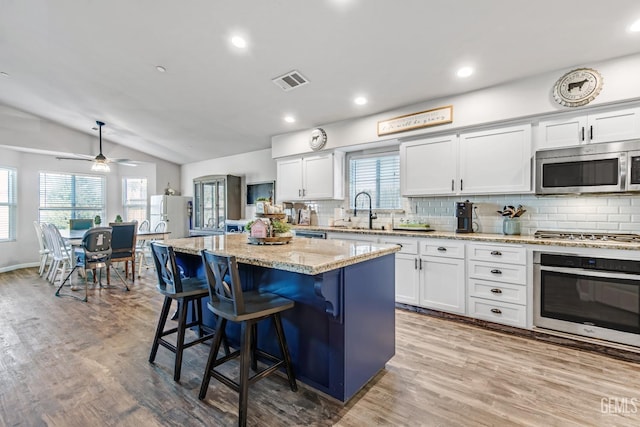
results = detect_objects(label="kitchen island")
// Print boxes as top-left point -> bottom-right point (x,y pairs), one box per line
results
163,234 -> 400,402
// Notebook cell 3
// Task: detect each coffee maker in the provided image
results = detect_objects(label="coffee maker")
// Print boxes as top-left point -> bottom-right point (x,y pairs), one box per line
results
455,200 -> 473,233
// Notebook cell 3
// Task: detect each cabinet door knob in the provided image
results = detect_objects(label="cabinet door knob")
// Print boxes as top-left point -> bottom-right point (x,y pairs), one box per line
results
460,179 -> 463,191
451,179 -> 454,191
419,258 -> 423,270
581,126 -> 585,141
590,125 -> 593,140
490,288 -> 503,294
490,269 -> 502,275
414,258 -> 418,270
298,189 -> 302,197
437,247 -> 447,252
490,308 -> 502,314
490,251 -> 502,256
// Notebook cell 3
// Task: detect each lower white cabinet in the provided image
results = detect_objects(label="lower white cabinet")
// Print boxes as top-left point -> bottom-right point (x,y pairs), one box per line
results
419,255 -> 466,314
467,243 -> 527,328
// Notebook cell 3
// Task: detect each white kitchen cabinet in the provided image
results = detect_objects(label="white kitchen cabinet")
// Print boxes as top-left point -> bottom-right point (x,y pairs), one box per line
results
537,106 -> 640,150
400,135 -> 458,196
276,152 -> 344,201
399,124 -> 532,196
418,240 -> 466,314
467,242 -> 527,328
379,237 -> 420,305
459,124 -> 532,194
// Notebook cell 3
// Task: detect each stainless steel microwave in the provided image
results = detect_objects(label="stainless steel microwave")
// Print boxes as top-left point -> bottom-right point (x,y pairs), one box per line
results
535,140 -> 640,194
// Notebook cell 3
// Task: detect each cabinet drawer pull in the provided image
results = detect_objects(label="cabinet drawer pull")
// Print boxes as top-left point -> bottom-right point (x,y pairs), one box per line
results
490,250 -> 502,256
451,179 -> 454,191
590,125 -> 593,140
581,126 -> 585,141
419,258 -> 423,270
414,258 -> 418,270
298,189 -> 302,197
490,288 -> 503,294
460,179 -> 463,191
490,269 -> 502,275
437,247 -> 447,252
490,308 -> 502,314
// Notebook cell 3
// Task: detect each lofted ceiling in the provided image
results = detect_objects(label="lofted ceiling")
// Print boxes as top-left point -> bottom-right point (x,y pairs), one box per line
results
1,0 -> 640,165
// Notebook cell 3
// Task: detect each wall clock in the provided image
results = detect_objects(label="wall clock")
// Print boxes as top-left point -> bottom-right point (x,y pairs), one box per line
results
309,128 -> 327,151
553,68 -> 603,107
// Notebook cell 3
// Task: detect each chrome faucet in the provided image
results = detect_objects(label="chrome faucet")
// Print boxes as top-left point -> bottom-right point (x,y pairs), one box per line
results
353,191 -> 378,229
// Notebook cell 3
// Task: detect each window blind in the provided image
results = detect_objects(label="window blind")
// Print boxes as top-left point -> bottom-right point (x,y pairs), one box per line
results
349,153 -> 400,209
123,177 -> 148,223
39,172 -> 105,229
0,167 -> 17,241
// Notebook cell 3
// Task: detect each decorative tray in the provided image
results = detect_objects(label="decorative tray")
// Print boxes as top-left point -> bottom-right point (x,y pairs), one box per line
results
255,213 -> 286,219
392,226 -> 435,232
247,236 -> 292,245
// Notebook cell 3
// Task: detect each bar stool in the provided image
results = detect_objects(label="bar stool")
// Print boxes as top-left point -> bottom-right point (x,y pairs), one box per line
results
148,242 -> 215,381
199,250 -> 297,427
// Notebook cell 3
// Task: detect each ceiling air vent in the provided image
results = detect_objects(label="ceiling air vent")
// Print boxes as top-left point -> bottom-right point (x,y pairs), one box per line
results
272,70 -> 309,92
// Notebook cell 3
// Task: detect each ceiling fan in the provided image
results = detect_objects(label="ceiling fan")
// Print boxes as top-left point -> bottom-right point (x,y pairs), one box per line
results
56,121 -> 138,172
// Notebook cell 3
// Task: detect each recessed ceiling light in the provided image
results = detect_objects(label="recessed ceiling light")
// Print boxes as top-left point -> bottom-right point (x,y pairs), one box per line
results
630,19 -> 640,32
231,35 -> 248,49
284,115 -> 295,123
456,66 -> 474,78
354,96 -> 367,105
156,65 -> 167,73
0,72 -> 8,77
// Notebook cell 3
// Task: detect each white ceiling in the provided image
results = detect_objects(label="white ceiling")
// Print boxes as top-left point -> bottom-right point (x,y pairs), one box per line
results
2,0 -> 640,165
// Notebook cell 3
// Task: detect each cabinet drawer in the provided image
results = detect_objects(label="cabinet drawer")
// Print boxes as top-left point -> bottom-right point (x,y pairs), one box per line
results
467,243 -> 526,265
380,238 -> 418,255
421,240 -> 464,259
468,278 -> 527,305
468,260 -> 526,285
468,297 -> 527,328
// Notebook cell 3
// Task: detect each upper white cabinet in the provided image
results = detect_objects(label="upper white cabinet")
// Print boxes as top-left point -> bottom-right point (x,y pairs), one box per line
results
400,135 -> 458,196
459,124 -> 532,195
276,152 -> 345,201
537,106 -> 640,150
400,124 -> 532,196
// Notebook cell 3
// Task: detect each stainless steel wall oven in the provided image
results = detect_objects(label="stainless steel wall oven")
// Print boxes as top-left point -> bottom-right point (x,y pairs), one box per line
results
534,252 -> 640,347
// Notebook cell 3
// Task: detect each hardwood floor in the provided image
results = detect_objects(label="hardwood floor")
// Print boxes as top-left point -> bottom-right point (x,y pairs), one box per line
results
2,267 -> 640,426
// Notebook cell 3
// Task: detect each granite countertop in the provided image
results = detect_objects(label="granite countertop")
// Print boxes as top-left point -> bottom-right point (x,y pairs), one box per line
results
294,226 -> 640,251
164,233 -> 400,275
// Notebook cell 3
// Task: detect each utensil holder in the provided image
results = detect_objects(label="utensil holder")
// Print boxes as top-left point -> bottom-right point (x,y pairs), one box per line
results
502,217 -> 521,235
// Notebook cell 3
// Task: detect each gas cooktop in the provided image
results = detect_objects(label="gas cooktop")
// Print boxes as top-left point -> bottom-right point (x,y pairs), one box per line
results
534,230 -> 640,242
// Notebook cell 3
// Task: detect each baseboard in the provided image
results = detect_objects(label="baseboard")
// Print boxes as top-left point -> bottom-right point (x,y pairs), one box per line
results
0,262 -> 39,273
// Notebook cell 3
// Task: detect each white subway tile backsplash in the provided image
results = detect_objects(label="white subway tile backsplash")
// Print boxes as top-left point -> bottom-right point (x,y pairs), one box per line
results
311,193 -> 639,235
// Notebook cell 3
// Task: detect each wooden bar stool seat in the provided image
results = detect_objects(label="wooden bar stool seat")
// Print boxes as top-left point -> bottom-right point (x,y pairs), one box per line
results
148,242 -> 215,382
199,250 -> 297,427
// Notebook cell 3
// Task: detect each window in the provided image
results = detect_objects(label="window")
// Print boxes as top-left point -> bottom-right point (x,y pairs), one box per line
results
349,152 -> 401,209
123,177 -> 148,223
0,167 -> 17,241
39,172 -> 105,229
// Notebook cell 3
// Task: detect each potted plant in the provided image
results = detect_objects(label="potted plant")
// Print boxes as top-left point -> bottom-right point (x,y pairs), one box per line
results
114,214 -> 123,223
94,215 -> 101,226
271,219 -> 292,237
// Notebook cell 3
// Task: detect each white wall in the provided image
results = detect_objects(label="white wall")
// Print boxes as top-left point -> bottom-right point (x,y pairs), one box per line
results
0,105 -> 181,270
272,53 -> 640,158
181,148 -> 275,218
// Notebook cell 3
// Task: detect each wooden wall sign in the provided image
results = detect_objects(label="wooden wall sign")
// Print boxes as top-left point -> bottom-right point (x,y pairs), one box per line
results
377,105 -> 453,136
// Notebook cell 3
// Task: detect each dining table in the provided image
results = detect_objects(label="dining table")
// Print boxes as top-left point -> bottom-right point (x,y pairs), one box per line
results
59,228 -> 170,246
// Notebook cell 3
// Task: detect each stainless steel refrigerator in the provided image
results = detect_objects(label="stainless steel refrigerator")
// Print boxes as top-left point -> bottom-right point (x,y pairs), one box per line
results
150,195 -> 192,239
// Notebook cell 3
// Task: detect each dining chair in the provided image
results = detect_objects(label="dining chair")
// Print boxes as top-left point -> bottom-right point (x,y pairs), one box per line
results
43,223 -> 73,286
56,227 -> 113,302
33,221 -> 50,276
136,219 -> 151,277
154,220 -> 167,233
107,222 -> 137,289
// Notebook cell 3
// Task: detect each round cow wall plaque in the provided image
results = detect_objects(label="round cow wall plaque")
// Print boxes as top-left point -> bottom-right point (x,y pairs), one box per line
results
553,68 -> 603,107
309,128 -> 327,151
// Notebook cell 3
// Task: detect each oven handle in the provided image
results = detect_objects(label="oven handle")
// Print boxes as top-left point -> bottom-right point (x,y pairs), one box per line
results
539,265 -> 640,281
